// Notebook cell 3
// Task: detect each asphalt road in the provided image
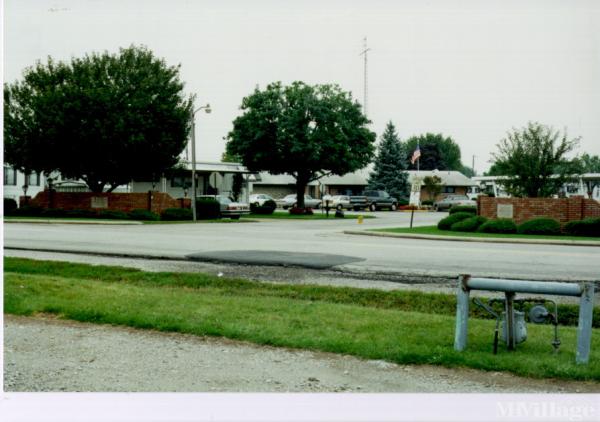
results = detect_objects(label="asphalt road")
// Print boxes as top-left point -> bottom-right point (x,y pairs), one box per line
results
4,211 -> 600,281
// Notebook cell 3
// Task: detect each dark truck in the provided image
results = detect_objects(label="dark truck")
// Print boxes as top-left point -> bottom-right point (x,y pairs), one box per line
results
349,195 -> 369,211
363,190 -> 398,211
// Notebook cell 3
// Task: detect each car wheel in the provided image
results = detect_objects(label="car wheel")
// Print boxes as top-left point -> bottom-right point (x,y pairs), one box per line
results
336,204 -> 343,211
292,203 -> 297,208
231,215 -> 240,220
369,203 -> 377,212
391,203 -> 397,211
253,202 -> 260,207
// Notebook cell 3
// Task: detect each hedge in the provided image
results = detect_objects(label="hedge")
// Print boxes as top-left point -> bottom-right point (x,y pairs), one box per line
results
517,218 -> 561,235
564,218 -> 600,237
4,198 -> 17,215
450,216 -> 487,232
477,218 -> 517,234
437,212 -> 474,230
196,198 -> 221,219
161,208 -> 193,221
250,199 -> 276,215
97,210 -> 130,220
128,208 -> 160,221
449,205 -> 477,215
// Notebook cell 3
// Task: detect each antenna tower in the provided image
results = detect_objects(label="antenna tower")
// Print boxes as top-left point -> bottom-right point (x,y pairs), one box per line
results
359,37 -> 371,117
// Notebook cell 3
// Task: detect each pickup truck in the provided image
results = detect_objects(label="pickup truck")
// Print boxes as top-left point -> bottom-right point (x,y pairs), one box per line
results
362,190 -> 398,211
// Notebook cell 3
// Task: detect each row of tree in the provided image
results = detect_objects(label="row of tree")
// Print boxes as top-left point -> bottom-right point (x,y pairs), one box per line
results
5,46 -> 599,206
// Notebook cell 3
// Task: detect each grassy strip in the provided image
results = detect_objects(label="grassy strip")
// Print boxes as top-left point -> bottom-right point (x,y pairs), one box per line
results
243,212 -> 374,220
3,216 -> 244,224
373,225 -> 600,242
5,270 -> 600,381
5,257 -> 598,328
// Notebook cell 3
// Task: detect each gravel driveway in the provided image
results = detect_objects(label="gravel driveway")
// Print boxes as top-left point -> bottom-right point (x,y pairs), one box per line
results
4,315 -> 599,393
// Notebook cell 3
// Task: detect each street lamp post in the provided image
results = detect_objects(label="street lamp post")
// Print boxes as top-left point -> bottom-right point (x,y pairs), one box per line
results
190,103 -> 211,222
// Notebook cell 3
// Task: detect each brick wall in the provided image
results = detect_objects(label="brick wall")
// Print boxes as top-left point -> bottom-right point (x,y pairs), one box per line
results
27,190 -> 190,214
477,196 -> 600,225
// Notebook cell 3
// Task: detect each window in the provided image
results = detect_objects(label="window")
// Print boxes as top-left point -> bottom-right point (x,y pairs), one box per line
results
26,172 -> 41,186
443,186 -> 456,193
4,166 -> 17,185
171,176 -> 191,188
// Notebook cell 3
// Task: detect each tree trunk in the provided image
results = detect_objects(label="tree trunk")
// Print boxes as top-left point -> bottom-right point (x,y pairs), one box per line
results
295,172 -> 310,209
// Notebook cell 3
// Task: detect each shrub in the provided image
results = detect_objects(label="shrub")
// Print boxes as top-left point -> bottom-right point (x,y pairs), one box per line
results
196,198 -> 221,219
161,208 -> 193,221
128,208 -> 160,221
421,200 -> 433,206
477,218 -> 517,234
40,208 -> 67,218
437,212 -> 474,230
450,216 -> 488,232
4,198 -> 18,215
397,198 -> 409,206
13,205 -> 44,216
250,199 -> 276,215
564,218 -> 600,237
449,205 -> 477,215
289,207 -> 313,215
517,217 -> 561,235
65,209 -> 98,218
97,209 -> 130,220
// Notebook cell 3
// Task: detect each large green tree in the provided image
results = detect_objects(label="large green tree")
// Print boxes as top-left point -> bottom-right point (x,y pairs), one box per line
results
367,121 -> 409,200
490,121 -> 580,197
226,81 -> 376,208
4,46 -> 193,192
405,133 -> 462,171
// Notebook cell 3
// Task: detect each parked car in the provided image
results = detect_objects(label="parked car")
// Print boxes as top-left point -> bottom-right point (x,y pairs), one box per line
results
323,195 -> 352,210
249,194 -> 274,207
433,195 -> 477,211
276,194 -> 322,209
362,190 -> 398,211
197,195 -> 250,219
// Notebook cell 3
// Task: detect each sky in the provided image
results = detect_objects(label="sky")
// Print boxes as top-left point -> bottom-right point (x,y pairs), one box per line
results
3,0 -> 600,173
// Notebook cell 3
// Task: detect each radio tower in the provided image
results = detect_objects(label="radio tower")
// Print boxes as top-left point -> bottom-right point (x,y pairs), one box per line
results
359,37 -> 371,117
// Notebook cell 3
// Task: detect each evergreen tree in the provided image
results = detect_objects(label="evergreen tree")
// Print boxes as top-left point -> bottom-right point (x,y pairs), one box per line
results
367,121 -> 409,200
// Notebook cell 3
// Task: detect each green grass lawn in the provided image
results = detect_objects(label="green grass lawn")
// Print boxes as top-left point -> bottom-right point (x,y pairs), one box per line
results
373,225 -> 600,242
243,211 -> 374,220
5,257 -> 600,381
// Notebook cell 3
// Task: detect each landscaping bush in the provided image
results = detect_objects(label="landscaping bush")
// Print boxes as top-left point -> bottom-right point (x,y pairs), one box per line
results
449,205 -> 477,215
421,200 -> 433,206
128,208 -> 160,221
97,209 -> 130,220
437,212 -> 474,230
161,208 -> 193,221
4,198 -> 18,215
12,205 -> 43,216
65,209 -> 98,218
564,218 -> 600,237
40,208 -> 67,218
477,218 -> 517,234
196,198 -> 221,219
250,199 -> 276,215
517,217 -> 561,235
289,207 -> 313,215
450,216 -> 488,232
397,198 -> 409,206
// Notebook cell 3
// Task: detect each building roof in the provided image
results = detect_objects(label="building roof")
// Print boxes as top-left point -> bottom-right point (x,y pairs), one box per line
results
179,160 -> 251,174
407,170 -> 477,187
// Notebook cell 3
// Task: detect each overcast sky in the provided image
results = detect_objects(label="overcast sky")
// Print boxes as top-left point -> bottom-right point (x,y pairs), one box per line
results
4,0 -> 599,173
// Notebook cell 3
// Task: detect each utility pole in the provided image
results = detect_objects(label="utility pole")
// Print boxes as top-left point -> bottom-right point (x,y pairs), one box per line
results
359,37 -> 371,117
472,155 -> 476,175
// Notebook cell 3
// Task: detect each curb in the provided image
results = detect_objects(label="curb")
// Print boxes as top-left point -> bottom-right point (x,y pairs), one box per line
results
343,230 -> 600,247
4,219 -> 143,225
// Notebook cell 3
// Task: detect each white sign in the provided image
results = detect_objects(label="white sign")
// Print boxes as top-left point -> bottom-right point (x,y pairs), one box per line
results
91,197 -> 108,209
409,178 -> 422,206
497,203 -> 513,219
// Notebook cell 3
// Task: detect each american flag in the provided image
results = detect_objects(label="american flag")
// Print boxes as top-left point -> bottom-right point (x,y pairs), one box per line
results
411,145 -> 421,164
